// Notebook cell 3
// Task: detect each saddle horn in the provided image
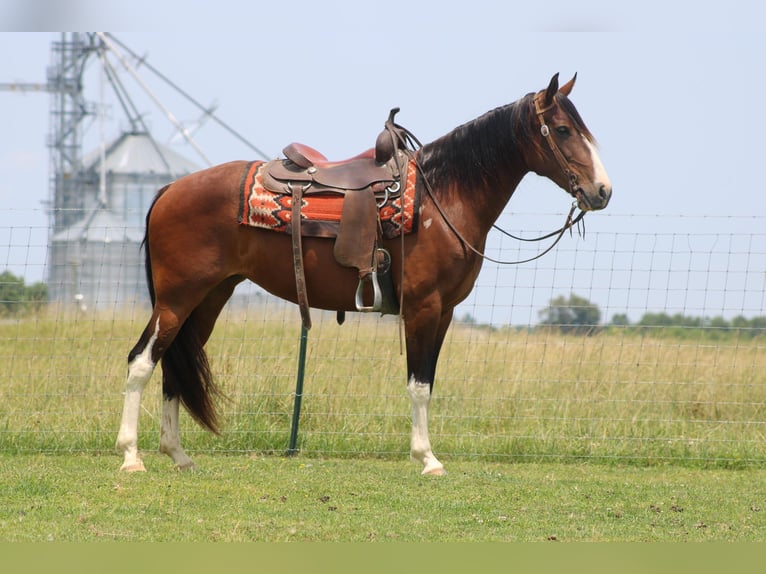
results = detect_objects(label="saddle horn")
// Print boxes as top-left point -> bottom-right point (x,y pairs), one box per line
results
374,107 -> 401,164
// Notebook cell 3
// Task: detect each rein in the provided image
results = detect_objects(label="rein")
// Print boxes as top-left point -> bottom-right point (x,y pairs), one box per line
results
488,206 -> 585,261
427,186 -> 584,266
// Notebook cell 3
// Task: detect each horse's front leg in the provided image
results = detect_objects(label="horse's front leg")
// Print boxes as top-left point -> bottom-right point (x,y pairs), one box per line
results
407,378 -> 445,475
405,306 -> 453,476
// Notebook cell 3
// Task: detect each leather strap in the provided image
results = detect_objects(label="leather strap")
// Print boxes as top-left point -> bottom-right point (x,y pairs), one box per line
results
533,92 -> 579,196
289,182 -> 312,330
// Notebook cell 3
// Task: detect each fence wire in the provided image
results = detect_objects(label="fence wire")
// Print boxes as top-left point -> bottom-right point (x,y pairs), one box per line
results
1,212 -> 764,466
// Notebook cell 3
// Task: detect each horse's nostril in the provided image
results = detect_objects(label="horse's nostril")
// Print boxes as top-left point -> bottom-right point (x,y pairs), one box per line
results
599,185 -> 609,200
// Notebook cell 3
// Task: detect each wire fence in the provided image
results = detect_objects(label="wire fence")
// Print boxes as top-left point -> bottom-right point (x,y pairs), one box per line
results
1,211 -> 765,467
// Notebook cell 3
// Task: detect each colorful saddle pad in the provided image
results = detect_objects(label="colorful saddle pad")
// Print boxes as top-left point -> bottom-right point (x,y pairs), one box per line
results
238,158 -> 419,239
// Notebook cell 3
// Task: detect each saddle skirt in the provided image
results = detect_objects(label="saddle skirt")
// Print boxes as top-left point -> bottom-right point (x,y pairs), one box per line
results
238,156 -> 419,240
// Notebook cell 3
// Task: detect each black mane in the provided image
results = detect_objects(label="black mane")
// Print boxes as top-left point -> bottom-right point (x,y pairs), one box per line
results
417,94 -> 535,191
417,92 -> 593,192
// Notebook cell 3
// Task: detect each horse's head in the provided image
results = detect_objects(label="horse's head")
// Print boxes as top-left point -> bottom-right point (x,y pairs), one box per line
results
526,73 -> 612,211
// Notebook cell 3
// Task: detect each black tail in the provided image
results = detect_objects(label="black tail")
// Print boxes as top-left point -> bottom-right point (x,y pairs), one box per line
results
161,314 -> 221,434
142,185 -> 169,307
143,184 -> 221,434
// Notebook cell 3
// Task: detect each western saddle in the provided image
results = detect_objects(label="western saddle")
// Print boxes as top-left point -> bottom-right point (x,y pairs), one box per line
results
262,108 -> 412,329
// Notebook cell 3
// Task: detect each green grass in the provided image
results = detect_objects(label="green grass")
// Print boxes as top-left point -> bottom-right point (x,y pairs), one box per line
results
2,453 -> 766,542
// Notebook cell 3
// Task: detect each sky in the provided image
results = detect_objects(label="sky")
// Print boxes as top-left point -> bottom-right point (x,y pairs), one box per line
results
0,1 -> 764,324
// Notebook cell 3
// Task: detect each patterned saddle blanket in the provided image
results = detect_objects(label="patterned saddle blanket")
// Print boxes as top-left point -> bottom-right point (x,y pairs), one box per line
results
237,158 -> 419,240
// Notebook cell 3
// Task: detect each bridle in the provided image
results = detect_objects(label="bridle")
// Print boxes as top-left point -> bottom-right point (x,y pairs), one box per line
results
532,91 -> 583,202
485,92 -> 592,253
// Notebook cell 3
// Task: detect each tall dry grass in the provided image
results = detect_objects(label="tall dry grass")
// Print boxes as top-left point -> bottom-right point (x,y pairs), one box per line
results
1,305 -> 765,467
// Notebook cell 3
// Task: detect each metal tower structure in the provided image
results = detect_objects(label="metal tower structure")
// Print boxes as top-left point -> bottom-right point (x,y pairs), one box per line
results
3,33 -> 268,310
46,33 -> 100,232
0,33 -> 99,232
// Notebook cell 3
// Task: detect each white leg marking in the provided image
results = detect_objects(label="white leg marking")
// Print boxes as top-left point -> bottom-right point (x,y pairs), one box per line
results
116,318 -> 160,472
160,396 -> 195,471
584,136 -> 611,190
407,377 -> 446,476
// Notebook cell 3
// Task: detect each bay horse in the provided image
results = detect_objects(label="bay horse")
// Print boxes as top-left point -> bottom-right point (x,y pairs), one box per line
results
116,73 -> 611,474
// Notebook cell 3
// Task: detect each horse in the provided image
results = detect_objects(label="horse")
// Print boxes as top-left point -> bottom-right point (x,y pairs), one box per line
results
116,73 -> 612,475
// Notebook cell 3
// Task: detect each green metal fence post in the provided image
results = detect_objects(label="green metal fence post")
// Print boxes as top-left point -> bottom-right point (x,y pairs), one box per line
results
287,324 -> 309,455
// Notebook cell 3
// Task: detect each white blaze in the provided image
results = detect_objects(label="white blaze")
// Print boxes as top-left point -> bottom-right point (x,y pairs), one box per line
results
584,136 -> 611,189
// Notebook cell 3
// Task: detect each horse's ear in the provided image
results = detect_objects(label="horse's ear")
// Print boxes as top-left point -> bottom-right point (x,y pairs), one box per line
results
544,73 -> 560,105
559,73 -> 577,97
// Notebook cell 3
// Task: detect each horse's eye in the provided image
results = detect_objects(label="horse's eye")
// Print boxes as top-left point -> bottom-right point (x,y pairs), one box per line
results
555,126 -> 570,136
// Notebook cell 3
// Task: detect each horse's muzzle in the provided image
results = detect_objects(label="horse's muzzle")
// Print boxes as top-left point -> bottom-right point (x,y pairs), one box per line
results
576,183 -> 612,211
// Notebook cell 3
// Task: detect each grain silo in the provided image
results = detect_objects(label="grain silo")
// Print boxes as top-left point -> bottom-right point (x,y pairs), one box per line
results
48,131 -> 199,311
20,33 -> 263,313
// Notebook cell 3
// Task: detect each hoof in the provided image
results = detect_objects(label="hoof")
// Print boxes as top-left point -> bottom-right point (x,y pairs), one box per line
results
120,461 -> 147,473
421,464 -> 447,476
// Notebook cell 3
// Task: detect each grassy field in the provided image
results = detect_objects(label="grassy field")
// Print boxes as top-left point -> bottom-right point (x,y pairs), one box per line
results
2,310 -> 766,542
1,308 -> 765,466
3,453 -> 766,542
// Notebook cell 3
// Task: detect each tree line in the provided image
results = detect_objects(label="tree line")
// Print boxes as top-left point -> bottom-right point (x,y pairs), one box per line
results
0,270 -> 47,316
2,269 -> 764,340
538,293 -> 766,338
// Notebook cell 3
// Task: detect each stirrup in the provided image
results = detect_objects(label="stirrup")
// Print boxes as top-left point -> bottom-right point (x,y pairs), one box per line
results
355,271 -> 383,312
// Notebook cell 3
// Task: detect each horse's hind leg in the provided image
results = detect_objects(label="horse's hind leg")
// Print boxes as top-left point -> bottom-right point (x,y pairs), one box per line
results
116,313 -> 173,472
159,396 -> 192,470
159,277 -> 242,470
117,288 -> 204,471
